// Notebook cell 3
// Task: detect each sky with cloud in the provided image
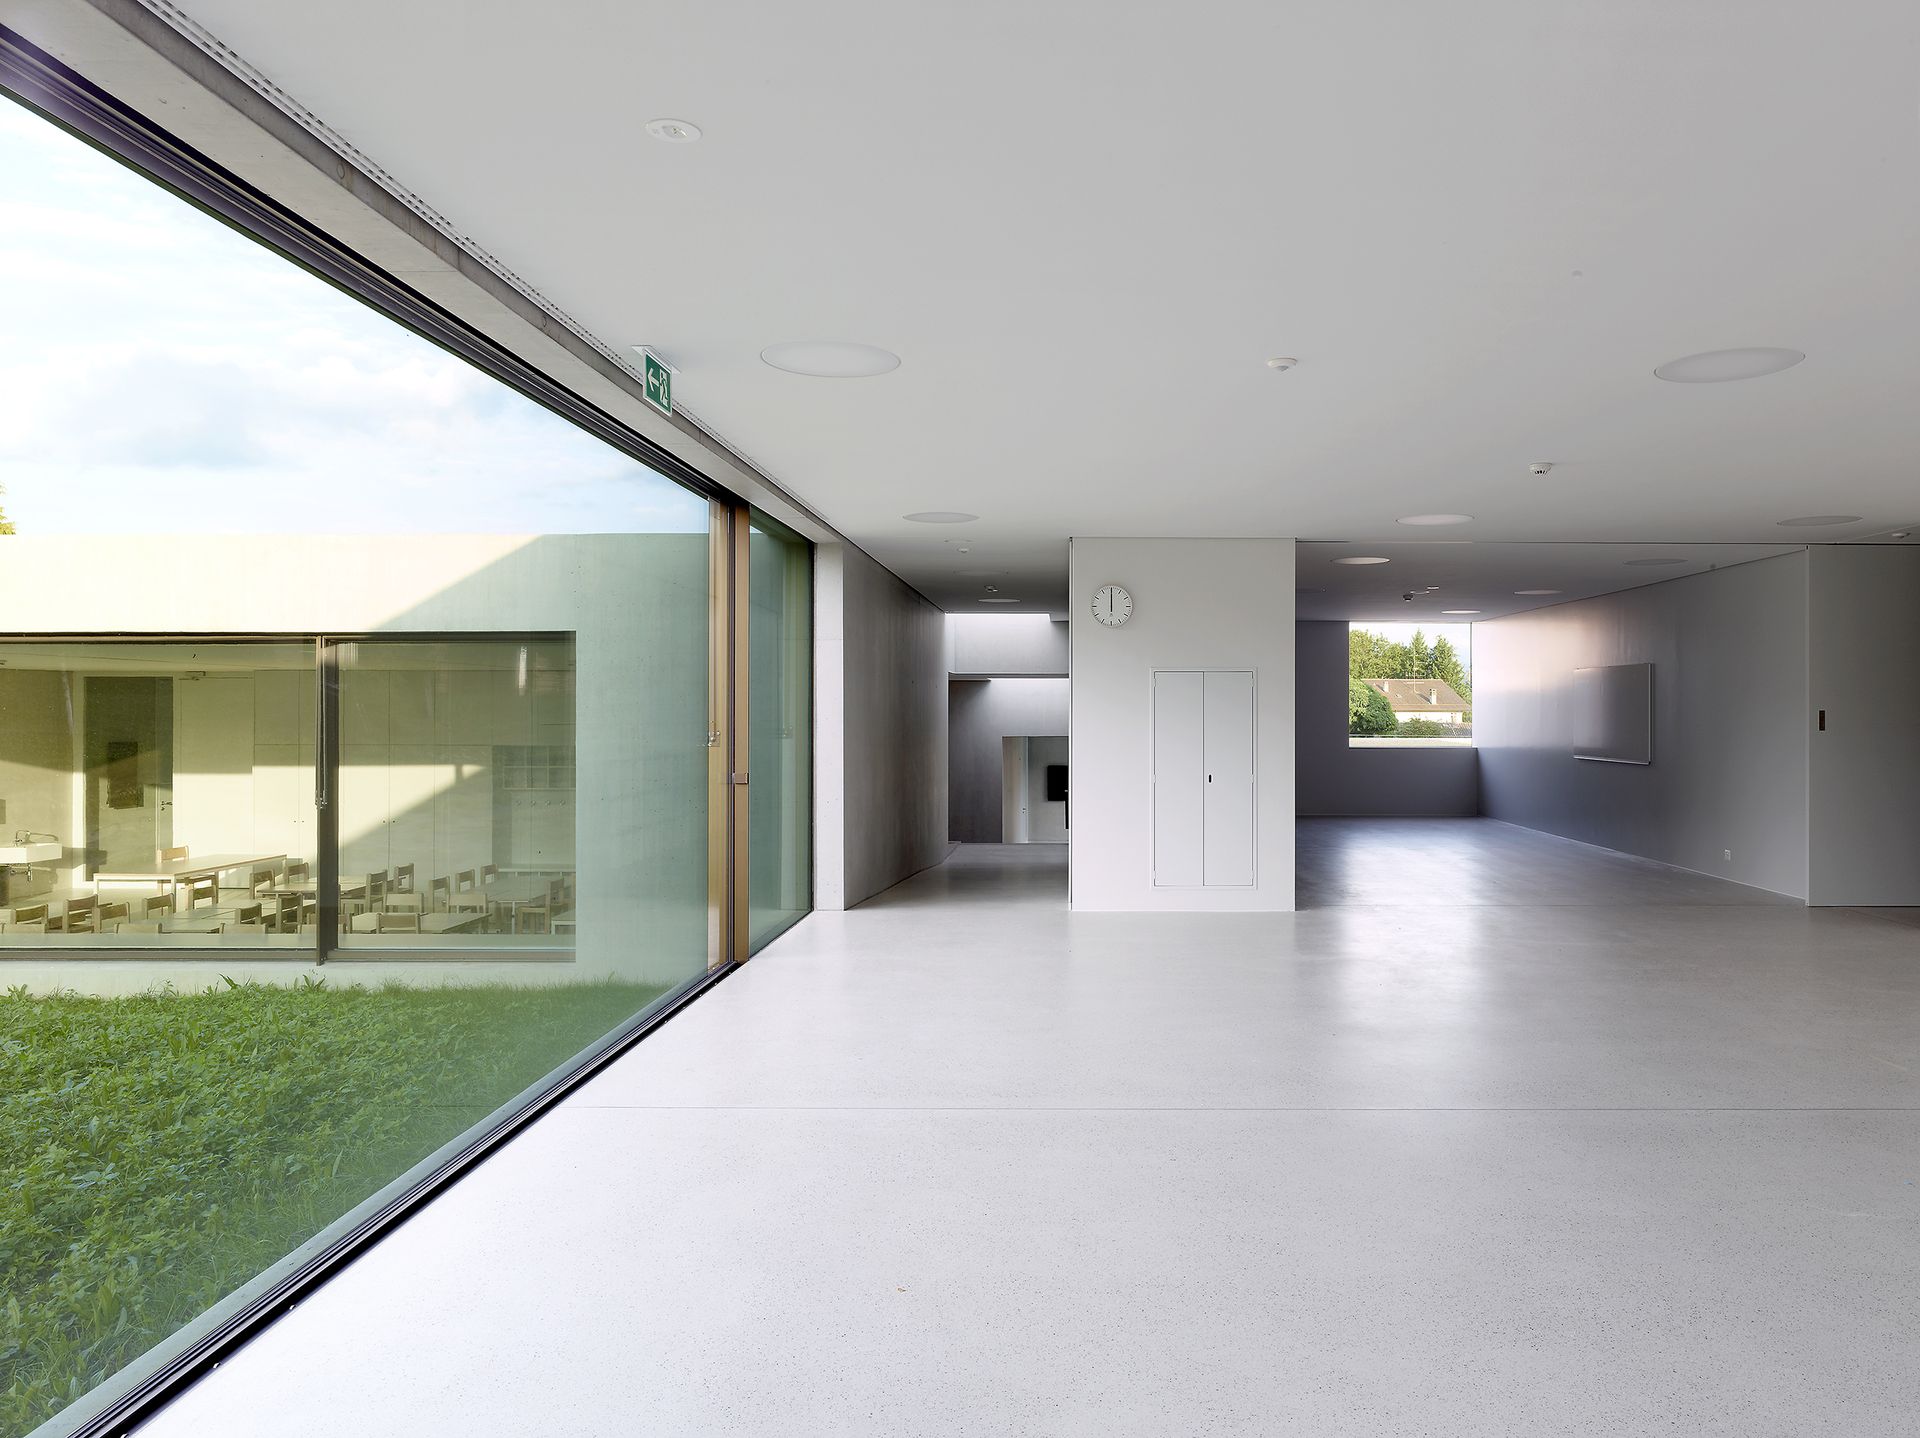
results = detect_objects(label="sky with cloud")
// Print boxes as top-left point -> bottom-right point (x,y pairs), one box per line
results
0,94 -> 708,535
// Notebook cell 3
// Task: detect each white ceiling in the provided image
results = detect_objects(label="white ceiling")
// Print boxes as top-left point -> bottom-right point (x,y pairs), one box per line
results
166,2 -> 1920,612
1294,540 -> 1807,622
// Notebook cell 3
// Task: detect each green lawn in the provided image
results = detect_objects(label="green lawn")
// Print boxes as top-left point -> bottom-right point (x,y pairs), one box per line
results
0,976 -> 668,1436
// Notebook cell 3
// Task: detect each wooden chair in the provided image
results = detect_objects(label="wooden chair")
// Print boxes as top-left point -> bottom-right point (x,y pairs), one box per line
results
3,902 -> 48,935
96,901 -> 130,932
57,895 -> 98,934
229,922 -> 268,935
393,862 -> 416,893
380,911 -> 420,933
517,878 -> 565,935
142,894 -> 173,921
285,859 -> 312,886
115,921 -> 162,934
481,863 -> 500,884
428,875 -> 452,911
158,845 -> 189,864
449,870 -> 487,914
183,875 -> 219,912
249,866 -> 277,898
266,891 -> 302,933
367,872 -> 389,909
385,892 -> 424,913
233,903 -> 264,927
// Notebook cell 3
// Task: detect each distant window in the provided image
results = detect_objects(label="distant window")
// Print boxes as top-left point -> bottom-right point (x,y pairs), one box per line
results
1346,622 -> 1473,748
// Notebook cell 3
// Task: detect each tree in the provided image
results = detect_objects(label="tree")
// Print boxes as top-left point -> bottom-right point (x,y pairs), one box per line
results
1348,677 -> 1398,737
1396,717 -> 1452,737
1429,635 -> 1470,716
0,483 -> 14,535
1348,627 -> 1412,682
1409,629 -> 1432,678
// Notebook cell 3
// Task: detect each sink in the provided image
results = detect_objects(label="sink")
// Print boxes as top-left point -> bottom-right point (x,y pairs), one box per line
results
0,843 -> 61,865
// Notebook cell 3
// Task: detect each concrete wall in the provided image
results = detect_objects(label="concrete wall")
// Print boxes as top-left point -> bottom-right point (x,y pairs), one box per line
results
1475,552 -> 1810,899
1807,546 -> 1920,906
815,544 -> 949,909
948,614 -> 1069,676
948,677 -> 1071,842
1294,620 -> 1478,817
1068,538 -> 1296,911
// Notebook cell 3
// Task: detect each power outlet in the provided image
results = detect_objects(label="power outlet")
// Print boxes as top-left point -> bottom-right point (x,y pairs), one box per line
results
1723,849 -> 1733,862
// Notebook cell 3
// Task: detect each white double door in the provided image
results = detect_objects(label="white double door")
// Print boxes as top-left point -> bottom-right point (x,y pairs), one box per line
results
1151,669 -> 1255,887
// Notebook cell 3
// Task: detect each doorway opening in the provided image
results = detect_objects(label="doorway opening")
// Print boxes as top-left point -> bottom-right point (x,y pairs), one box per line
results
999,735 -> 1068,843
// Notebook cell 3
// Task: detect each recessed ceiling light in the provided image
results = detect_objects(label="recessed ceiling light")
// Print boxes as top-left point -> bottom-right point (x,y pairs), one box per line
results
1397,514 -> 1472,527
1776,515 -> 1862,528
1332,556 -> 1390,565
1624,557 -> 1685,567
1441,609 -> 1481,615
1514,588 -> 1563,595
979,597 -> 1021,604
1266,357 -> 1299,371
644,118 -> 702,143
904,511 -> 977,524
1653,347 -> 1805,383
761,341 -> 900,378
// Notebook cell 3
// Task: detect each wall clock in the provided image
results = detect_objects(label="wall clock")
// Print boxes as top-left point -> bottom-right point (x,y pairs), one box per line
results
1092,584 -> 1133,627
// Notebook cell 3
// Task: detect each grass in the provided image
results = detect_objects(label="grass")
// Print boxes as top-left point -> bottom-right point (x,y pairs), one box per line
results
0,975 -> 668,1436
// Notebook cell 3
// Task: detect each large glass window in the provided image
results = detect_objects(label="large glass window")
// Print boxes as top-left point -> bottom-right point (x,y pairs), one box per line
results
0,643 -> 315,948
1347,622 -> 1474,747
335,638 -> 579,951
0,65 -> 796,1438
748,512 -> 812,951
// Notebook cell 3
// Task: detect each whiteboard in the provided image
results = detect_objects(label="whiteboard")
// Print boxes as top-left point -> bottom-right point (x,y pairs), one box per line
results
1573,663 -> 1652,765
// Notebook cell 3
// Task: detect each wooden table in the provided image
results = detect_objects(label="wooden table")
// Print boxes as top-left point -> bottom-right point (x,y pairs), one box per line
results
94,853 -> 288,910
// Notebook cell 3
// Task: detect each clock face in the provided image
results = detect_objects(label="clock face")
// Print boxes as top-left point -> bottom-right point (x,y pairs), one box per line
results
1092,584 -> 1133,627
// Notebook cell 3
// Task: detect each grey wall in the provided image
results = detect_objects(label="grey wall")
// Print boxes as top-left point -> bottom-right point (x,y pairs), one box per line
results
816,544 -> 950,909
948,614 -> 1069,676
1808,546 -> 1920,905
1294,620 -> 1478,817
949,677 -> 1070,842
1475,552 -> 1810,899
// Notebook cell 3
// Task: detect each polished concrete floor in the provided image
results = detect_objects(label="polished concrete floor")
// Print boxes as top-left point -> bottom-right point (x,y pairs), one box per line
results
145,824 -> 1920,1436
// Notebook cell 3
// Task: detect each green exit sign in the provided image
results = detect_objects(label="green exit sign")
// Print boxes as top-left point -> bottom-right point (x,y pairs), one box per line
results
641,351 -> 672,417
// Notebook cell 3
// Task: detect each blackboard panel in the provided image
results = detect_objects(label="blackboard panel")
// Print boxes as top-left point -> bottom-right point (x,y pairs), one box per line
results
1574,663 -> 1653,765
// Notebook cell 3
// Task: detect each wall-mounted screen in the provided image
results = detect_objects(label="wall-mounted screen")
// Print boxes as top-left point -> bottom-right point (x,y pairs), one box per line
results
1574,663 -> 1653,765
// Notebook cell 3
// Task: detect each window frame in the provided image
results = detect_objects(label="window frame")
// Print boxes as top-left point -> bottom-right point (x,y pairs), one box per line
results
0,630 -> 582,964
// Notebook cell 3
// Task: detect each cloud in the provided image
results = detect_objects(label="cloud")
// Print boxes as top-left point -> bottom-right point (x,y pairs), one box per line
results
0,94 -> 709,537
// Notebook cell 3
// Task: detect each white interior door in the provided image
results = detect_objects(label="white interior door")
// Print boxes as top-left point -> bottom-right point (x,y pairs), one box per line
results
1152,670 -> 1205,886
1000,735 -> 1029,843
1202,669 -> 1255,886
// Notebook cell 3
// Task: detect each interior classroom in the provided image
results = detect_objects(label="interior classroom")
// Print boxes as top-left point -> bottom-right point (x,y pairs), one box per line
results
0,638 -> 577,951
